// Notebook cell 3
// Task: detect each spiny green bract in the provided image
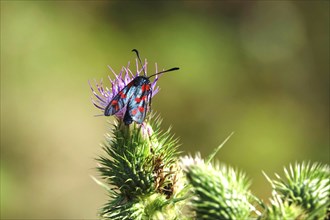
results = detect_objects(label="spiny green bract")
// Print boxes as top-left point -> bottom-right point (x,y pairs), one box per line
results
182,155 -> 255,220
262,193 -> 307,220
97,122 -> 154,199
96,115 -> 186,219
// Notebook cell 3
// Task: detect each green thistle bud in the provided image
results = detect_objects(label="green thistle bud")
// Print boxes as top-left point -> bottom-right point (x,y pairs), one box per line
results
181,154 -> 256,220
263,162 -> 330,219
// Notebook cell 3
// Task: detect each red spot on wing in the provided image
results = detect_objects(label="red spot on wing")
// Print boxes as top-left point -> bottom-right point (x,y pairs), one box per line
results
109,100 -> 119,111
141,84 -> 151,92
131,109 -> 137,116
138,106 -> 145,113
119,91 -> 126,98
135,97 -> 141,103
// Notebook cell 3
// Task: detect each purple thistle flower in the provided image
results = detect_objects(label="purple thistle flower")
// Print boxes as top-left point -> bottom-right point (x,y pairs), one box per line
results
89,59 -> 161,119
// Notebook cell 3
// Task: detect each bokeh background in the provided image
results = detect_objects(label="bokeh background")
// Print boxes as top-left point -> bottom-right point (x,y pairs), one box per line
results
1,1 -> 329,219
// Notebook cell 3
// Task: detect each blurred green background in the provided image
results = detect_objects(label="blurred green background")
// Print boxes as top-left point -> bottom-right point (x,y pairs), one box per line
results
1,1 -> 329,219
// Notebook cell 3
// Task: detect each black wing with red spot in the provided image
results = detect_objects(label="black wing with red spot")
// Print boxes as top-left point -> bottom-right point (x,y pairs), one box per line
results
104,82 -> 135,116
124,83 -> 152,124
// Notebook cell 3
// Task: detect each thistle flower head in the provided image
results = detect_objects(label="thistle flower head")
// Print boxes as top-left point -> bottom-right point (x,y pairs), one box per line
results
89,59 -> 161,118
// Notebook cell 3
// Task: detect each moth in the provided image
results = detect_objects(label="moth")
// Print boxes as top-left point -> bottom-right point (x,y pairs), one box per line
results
104,49 -> 179,125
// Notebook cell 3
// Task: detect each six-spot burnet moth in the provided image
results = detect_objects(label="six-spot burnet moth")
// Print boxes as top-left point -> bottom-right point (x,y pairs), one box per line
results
104,49 -> 180,125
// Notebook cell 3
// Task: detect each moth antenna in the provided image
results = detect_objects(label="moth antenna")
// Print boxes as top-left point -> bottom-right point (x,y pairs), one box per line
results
147,67 -> 180,79
132,49 -> 146,76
